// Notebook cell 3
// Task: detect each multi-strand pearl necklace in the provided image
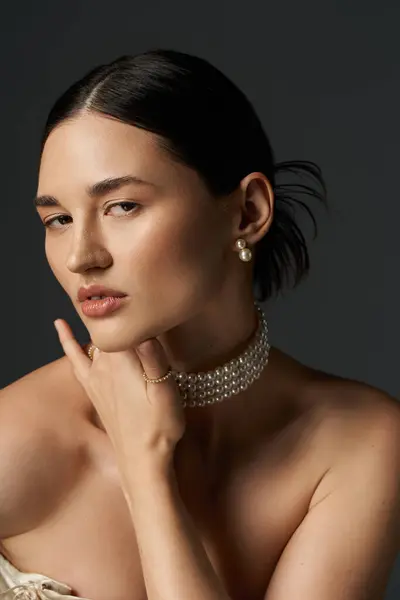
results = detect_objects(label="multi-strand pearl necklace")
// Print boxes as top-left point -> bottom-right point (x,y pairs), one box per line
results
172,301 -> 270,407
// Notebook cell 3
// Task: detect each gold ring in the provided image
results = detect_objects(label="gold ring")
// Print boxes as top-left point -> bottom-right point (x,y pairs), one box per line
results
86,344 -> 172,384
143,367 -> 174,384
86,343 -> 97,361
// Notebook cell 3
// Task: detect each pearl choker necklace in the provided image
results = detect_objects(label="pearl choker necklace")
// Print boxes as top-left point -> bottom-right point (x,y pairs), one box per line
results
172,301 -> 270,408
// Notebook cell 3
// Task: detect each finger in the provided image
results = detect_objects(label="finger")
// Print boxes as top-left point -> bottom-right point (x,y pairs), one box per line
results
82,341 -> 101,362
136,339 -> 173,383
54,319 -> 91,380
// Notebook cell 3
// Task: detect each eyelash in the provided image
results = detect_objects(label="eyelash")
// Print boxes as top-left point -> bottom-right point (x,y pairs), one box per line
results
43,201 -> 139,229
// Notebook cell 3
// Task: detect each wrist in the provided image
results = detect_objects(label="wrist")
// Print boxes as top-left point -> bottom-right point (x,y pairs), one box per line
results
119,447 -> 175,481
120,452 -> 177,510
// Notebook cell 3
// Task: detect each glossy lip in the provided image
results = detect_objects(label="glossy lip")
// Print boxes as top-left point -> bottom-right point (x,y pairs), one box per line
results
77,285 -> 127,303
81,295 -> 127,317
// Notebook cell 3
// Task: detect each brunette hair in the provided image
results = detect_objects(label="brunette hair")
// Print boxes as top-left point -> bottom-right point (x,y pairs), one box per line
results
40,48 -> 328,302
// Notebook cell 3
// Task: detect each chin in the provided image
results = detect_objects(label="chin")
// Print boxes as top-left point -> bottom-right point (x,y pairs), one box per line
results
91,335 -> 142,354
83,310 -> 163,354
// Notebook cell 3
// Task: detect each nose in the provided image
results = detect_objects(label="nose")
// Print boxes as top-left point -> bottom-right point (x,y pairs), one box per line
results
66,227 -> 112,273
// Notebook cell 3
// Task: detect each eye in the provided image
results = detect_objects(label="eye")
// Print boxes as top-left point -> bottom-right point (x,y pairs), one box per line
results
106,201 -> 138,216
42,201 -> 139,229
43,215 -> 72,229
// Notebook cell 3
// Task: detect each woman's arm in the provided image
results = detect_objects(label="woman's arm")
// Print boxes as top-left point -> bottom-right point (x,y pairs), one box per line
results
263,395 -> 400,600
121,456 -> 231,600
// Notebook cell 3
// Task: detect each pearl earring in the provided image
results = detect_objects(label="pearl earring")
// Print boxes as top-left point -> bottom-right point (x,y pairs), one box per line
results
235,238 -> 252,262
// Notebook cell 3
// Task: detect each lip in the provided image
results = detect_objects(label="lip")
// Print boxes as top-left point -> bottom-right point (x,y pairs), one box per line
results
81,296 -> 127,318
77,285 -> 127,302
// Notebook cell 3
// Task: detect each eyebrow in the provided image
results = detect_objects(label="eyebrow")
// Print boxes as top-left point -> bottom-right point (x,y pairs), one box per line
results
33,174 -> 156,208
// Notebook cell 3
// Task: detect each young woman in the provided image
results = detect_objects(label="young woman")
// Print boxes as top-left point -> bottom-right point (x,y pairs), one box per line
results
0,48 -> 399,600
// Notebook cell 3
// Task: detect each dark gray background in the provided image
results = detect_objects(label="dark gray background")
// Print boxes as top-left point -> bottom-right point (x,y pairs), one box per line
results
0,1 -> 399,596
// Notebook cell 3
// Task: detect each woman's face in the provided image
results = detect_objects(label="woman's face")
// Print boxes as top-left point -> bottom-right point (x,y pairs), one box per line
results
36,112 -> 238,352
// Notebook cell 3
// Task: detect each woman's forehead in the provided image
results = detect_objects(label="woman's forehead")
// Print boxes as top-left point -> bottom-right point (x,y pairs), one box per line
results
41,114 -> 160,164
39,115 -> 173,188
37,114 -> 207,203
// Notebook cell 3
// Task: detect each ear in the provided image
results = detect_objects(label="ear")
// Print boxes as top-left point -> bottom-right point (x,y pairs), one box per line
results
237,172 -> 274,243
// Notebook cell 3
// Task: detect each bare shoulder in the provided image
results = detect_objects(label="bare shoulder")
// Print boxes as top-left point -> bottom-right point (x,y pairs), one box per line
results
0,353 -> 91,421
0,355 -> 66,435
261,355 -> 400,599
298,363 -> 400,508
0,352 -> 93,453
302,364 -> 400,437
0,356 -> 89,538
268,346 -> 400,439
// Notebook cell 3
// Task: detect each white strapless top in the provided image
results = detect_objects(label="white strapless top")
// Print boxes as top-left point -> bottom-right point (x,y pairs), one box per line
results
0,553 -> 91,599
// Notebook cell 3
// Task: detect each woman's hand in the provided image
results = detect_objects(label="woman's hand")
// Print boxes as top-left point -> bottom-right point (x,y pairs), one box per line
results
54,319 -> 186,465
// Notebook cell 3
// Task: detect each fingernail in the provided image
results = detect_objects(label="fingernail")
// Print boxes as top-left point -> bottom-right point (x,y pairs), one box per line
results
54,319 -> 60,331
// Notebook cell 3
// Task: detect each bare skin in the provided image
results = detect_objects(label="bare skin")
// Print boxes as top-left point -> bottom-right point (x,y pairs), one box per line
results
0,344 -> 397,600
2,111 -> 399,599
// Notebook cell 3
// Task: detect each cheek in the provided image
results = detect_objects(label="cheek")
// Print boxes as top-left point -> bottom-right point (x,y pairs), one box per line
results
175,208 -> 227,270
125,212 -> 226,294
